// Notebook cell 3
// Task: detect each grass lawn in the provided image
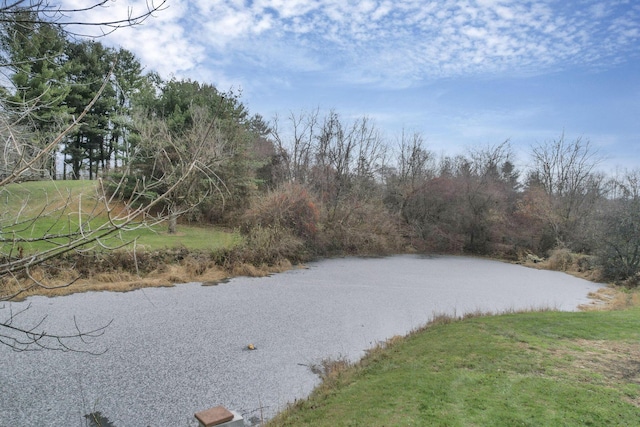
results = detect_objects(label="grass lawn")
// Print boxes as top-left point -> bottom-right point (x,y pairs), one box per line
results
268,309 -> 640,426
0,180 -> 240,253
118,223 -> 241,251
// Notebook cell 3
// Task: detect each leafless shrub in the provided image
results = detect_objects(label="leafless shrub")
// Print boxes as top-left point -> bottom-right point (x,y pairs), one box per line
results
241,183 -> 320,241
621,274 -> 640,289
320,199 -> 403,255
239,225 -> 307,265
546,247 -> 575,271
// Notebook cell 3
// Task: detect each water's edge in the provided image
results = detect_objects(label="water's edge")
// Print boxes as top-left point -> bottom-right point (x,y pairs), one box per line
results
0,255 -> 603,426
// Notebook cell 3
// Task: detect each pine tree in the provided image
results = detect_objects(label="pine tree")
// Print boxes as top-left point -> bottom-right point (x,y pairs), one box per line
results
63,40 -> 117,179
0,10 -> 70,178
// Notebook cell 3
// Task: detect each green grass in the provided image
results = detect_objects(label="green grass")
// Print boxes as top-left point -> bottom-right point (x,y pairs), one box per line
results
268,309 -> 640,426
117,223 -> 241,251
0,179 -> 93,212
0,180 -> 240,254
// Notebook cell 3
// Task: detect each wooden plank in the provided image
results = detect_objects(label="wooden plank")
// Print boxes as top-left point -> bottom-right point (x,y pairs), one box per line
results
194,406 -> 235,427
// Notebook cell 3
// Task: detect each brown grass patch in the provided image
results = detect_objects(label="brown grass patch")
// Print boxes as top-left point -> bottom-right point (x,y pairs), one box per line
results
563,339 -> 640,406
230,263 -> 267,277
579,287 -> 640,311
2,246 -> 302,302
92,271 -> 137,283
521,248 -> 602,282
146,263 -> 229,285
2,261 -> 233,301
270,258 -> 294,273
228,259 -> 296,278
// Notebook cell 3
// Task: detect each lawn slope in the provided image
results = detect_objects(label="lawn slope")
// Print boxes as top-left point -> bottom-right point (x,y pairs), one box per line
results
1,180 -> 239,253
1,180 -> 242,299
268,309 -> 640,426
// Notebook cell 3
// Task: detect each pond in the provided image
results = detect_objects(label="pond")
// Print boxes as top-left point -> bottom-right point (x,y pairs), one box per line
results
0,255 -> 603,426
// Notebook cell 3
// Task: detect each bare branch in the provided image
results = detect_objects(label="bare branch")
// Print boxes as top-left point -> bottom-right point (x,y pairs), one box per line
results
0,303 -> 110,353
0,61 -> 114,187
0,0 -> 170,353
0,0 -> 169,38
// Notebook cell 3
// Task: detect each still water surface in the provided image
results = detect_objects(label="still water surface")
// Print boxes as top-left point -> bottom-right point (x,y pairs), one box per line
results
0,256 -> 603,426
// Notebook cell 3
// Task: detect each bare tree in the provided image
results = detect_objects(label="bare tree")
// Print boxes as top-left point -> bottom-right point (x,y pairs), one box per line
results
596,168 -> 640,283
529,134 -> 604,248
0,0 -> 190,352
397,130 -> 434,188
270,110 -> 398,253
467,141 -> 518,251
271,109 -> 387,217
270,109 -> 319,184
312,111 -> 386,220
386,130 -> 435,215
0,0 -> 168,38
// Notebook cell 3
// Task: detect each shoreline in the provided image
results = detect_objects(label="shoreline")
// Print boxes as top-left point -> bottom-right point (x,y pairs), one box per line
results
4,248 -> 627,310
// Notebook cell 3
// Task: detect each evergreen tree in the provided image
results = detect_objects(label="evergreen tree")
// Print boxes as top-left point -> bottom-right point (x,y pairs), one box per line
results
132,79 -> 273,224
110,48 -> 144,170
63,40 -> 117,179
0,10 -> 69,178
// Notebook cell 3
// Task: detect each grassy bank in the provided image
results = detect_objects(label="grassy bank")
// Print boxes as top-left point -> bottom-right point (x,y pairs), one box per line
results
0,180 -> 241,253
1,180 -> 247,300
268,308 -> 640,426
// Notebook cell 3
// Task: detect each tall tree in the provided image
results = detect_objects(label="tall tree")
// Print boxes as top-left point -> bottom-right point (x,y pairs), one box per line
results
109,47 -> 144,170
310,111 -> 386,221
270,109 -> 320,185
63,39 -> 117,179
130,79 -> 271,230
0,9 -> 69,178
528,134 -> 604,250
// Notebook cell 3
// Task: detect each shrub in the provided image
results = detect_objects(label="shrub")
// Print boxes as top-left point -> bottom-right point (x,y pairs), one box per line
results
241,183 -> 320,242
546,247 -> 574,271
238,225 -> 307,265
621,274 -> 640,288
319,199 -> 404,255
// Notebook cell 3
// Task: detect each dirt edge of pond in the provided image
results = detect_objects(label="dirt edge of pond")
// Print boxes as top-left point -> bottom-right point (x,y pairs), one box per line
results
5,249 -> 631,311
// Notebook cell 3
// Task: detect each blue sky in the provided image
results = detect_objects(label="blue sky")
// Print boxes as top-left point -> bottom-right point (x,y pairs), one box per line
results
72,0 -> 639,171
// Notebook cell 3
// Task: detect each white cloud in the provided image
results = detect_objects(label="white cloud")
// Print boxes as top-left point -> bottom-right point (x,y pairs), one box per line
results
121,22 -> 205,77
60,0 -> 640,89
54,0 -> 206,80
372,1 -> 393,21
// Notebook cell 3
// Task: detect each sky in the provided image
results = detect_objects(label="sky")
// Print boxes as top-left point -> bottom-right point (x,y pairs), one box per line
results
66,0 -> 640,171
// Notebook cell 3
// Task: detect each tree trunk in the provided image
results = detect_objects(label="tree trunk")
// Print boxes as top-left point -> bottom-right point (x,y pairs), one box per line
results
168,206 -> 178,234
89,147 -> 93,180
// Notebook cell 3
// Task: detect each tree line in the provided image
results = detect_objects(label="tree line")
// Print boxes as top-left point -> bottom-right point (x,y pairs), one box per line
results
1,1 -> 638,353
0,8 -> 266,180
1,3 -> 638,289
265,111 -> 638,285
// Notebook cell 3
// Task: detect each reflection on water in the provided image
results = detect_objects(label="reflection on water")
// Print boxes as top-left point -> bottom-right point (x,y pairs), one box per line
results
84,412 -> 116,427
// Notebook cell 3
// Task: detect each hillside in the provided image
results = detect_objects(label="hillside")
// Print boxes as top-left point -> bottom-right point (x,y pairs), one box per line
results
269,308 -> 640,426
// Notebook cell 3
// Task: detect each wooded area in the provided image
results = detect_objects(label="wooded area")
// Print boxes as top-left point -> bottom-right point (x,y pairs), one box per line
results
1,0 -> 638,297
